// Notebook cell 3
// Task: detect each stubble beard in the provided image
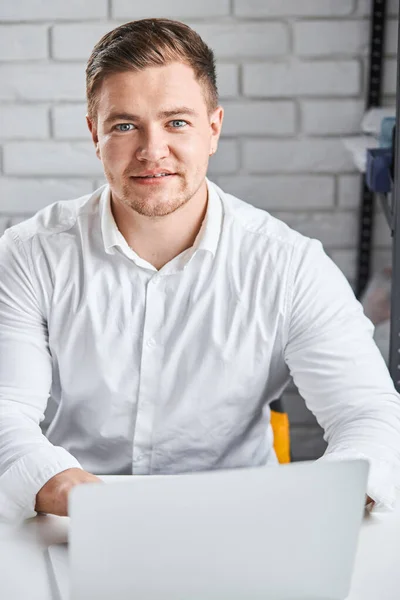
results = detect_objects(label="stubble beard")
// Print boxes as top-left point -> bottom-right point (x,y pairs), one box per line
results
122,175 -> 188,217
107,170 -> 205,218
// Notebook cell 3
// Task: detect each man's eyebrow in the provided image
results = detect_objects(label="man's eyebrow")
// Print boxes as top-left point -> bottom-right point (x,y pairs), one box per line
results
157,107 -> 199,119
103,107 -> 199,125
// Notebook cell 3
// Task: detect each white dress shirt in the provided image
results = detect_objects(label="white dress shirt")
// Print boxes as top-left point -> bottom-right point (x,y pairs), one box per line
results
1,178 -> 400,522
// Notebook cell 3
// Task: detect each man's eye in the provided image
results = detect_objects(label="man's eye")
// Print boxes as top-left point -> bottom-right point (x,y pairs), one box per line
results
170,120 -> 187,128
115,123 -> 135,132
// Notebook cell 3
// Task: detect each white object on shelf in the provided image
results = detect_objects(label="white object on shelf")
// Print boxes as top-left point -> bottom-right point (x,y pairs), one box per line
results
342,136 -> 379,172
361,107 -> 396,135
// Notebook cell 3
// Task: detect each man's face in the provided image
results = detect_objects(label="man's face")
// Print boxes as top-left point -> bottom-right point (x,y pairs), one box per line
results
87,62 -> 223,218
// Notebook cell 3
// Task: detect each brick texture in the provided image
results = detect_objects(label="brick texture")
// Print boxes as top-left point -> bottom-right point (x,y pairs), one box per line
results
216,64 -> 240,98
243,139 -> 355,173
0,64 -> 85,101
112,0 -> 230,19
217,176 -> 335,209
53,105 -> 89,139
208,140 -> 239,175
234,0 -> 355,17
0,0 -> 107,21
192,22 -> 289,59
294,21 -> 369,57
3,142 -> 103,176
52,23 -> 115,60
222,101 -> 296,136
0,105 -> 50,139
338,174 -> 361,208
243,61 -> 361,98
301,100 -> 364,135
0,25 -> 48,60
0,178 -> 92,214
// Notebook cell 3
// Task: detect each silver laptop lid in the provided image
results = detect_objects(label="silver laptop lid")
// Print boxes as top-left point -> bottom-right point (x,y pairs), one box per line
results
69,460 -> 369,600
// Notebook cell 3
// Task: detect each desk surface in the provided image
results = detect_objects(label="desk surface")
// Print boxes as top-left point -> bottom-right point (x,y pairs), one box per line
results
0,476 -> 399,600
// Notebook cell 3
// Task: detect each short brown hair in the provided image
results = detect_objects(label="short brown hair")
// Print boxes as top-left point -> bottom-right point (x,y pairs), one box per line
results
86,18 -> 218,120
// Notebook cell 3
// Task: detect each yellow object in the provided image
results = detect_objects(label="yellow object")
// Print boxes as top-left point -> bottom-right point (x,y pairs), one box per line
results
270,408 -> 291,464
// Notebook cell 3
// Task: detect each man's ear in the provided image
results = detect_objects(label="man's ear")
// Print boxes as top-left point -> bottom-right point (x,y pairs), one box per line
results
209,106 -> 224,156
86,115 -> 101,160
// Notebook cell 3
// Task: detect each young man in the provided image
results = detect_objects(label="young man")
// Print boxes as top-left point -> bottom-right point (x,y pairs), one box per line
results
0,19 -> 398,521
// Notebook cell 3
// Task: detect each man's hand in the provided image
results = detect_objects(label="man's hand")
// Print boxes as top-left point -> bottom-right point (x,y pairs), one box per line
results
34,468 -> 103,517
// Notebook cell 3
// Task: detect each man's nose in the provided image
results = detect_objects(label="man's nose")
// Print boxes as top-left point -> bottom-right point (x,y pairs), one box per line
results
135,128 -> 169,162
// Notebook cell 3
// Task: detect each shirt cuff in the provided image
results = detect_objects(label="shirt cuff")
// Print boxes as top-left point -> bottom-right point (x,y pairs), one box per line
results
0,445 -> 82,523
317,450 -> 400,514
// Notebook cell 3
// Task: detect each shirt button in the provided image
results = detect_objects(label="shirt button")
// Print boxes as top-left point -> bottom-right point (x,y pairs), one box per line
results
151,276 -> 159,284
147,338 -> 157,348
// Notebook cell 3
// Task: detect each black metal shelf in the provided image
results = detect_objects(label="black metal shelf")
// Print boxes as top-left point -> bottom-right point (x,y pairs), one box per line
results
355,1 -> 400,392
355,0 -> 387,299
388,13 -> 400,390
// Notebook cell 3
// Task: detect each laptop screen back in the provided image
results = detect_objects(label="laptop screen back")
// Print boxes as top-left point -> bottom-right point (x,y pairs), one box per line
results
68,460 -> 368,600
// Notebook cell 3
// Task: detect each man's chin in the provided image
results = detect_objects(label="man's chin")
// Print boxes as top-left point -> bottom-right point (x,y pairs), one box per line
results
133,203 -> 183,218
123,194 -> 186,217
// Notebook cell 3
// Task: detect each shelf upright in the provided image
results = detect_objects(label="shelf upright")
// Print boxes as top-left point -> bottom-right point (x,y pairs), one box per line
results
389,12 -> 400,391
355,0 -> 387,299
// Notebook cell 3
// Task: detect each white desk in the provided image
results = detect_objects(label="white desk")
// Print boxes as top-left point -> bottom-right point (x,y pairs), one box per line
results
0,476 -> 399,600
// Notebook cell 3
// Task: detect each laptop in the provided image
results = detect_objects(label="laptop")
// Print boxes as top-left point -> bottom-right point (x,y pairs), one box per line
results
47,459 -> 369,600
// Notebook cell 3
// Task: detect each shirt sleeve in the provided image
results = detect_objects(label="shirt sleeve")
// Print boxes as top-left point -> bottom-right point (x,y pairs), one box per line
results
0,229 -> 82,523
283,237 -> 400,513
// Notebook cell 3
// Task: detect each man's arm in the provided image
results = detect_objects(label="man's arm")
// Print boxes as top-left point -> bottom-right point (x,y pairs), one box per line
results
283,237 -> 400,511
0,228 -> 91,521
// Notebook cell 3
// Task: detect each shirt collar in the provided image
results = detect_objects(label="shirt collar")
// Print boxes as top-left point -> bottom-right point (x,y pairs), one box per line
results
99,177 -> 223,266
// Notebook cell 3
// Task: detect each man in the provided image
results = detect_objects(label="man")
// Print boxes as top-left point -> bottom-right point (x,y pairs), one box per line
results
0,19 -> 399,522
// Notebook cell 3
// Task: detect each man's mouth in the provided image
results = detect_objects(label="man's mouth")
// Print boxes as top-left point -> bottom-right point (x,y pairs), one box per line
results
130,173 -> 177,185
133,173 -> 175,179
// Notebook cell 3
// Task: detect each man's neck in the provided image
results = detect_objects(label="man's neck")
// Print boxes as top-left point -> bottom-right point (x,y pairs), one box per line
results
110,183 -> 209,271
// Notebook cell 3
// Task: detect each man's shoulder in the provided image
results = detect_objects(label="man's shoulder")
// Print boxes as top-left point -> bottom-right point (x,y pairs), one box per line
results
215,182 -> 309,251
6,186 -> 103,243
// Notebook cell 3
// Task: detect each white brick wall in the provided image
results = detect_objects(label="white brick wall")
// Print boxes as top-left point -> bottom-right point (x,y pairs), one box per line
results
0,25 -> 48,60
192,22 -> 290,58
0,64 -> 85,100
217,176 -> 335,209
338,174 -> 361,208
208,140 -> 239,174
294,20 -> 370,57
52,105 -> 89,139
0,0 -> 108,21
234,0 -> 356,17
0,105 -> 50,139
0,0 -> 397,459
0,179 -> 93,213
52,23 -> 117,60
222,101 -> 296,135
3,142 -> 103,176
243,61 -> 361,97
243,139 -> 355,173
112,0 -> 231,19
215,64 -> 239,98
301,100 -> 364,135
